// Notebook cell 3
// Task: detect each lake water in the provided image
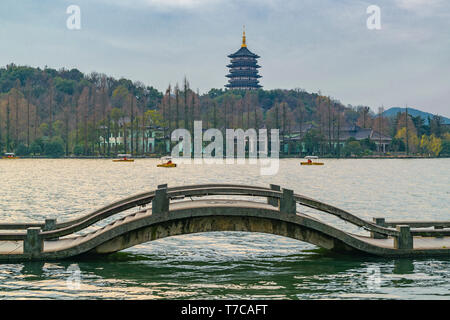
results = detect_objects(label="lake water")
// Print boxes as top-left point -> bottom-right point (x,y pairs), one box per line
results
0,159 -> 449,299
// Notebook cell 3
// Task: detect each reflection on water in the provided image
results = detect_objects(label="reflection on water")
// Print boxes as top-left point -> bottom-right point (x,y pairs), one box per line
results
0,159 -> 449,299
393,259 -> 415,274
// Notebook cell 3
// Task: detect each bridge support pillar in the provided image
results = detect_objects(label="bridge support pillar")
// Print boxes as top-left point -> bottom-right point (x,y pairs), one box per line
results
268,184 -> 280,207
371,218 -> 387,239
24,227 -> 43,257
280,188 -> 296,215
152,187 -> 169,215
394,225 -> 413,250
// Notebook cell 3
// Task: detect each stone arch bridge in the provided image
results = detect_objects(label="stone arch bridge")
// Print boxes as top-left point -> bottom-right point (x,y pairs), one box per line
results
0,183 -> 449,261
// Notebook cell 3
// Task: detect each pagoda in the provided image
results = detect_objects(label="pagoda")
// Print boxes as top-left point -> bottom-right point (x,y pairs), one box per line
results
225,28 -> 262,90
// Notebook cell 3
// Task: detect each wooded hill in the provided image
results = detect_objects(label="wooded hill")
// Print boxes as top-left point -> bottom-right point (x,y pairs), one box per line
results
0,63 -> 448,157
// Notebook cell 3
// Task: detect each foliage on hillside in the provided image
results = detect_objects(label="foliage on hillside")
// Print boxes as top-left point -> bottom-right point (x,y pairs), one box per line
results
0,64 -> 448,157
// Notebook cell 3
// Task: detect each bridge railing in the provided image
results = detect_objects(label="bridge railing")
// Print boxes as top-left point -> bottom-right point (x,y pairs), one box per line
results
2,183 -> 448,255
0,183 -> 406,244
8,183 -> 449,252
0,184 -> 278,240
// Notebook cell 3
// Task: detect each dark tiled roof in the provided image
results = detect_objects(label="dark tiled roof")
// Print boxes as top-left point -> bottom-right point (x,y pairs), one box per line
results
339,127 -> 372,140
371,130 -> 392,141
288,125 -> 392,142
228,46 -> 260,58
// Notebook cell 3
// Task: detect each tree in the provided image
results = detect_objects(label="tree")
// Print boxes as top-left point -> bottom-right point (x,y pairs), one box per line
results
303,129 -> 322,155
166,85 -> 172,136
129,93 -> 135,154
344,140 -> 362,157
390,137 -> 405,152
39,123 -> 49,137
395,127 -> 419,154
412,115 -> 428,137
430,115 -> 444,137
29,140 -> 42,155
183,77 -> 189,131
25,79 -> 32,147
54,77 -> 76,95
0,105 -> 3,152
419,134 -> 430,155
441,140 -> 450,156
73,144 -> 84,156
13,80 -> 21,147
48,80 -> 54,138
428,134 -> 442,157
356,106 -> 371,129
360,137 -> 377,151
45,136 -> 65,157
175,83 -> 180,129
336,107 -> 343,158
6,94 -> 11,152
110,107 -> 123,154
15,143 -> 29,156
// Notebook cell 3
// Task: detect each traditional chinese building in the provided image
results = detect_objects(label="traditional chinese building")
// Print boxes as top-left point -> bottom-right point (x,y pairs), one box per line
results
225,28 -> 262,90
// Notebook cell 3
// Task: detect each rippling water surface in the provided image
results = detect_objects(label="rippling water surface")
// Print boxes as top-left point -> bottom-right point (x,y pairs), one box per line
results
0,159 -> 449,299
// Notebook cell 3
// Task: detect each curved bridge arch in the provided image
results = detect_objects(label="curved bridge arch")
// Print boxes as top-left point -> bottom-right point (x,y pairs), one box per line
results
1,184 -> 450,261
39,200 -> 415,259
89,201 -> 358,256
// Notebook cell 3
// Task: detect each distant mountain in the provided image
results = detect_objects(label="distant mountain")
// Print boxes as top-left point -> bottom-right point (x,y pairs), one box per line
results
382,107 -> 450,125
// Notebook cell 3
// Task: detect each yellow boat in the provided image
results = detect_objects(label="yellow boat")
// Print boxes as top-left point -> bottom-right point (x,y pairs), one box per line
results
301,162 -> 324,165
157,156 -> 177,168
300,156 -> 324,166
113,154 -> 134,162
2,153 -> 19,159
157,163 -> 176,168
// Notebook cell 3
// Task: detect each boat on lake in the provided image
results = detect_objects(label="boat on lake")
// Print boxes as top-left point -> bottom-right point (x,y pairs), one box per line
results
2,153 -> 18,159
113,154 -> 134,162
157,156 -> 176,168
300,156 -> 324,166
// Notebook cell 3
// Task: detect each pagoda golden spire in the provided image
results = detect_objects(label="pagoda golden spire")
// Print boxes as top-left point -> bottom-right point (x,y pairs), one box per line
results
241,26 -> 247,48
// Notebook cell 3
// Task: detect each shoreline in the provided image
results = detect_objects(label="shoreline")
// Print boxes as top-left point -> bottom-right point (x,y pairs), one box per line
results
4,155 -> 449,160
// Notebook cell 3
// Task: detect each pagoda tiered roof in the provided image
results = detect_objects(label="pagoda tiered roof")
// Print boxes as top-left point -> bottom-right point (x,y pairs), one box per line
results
226,70 -> 261,78
225,80 -> 262,89
226,61 -> 261,68
225,28 -> 262,90
228,46 -> 260,59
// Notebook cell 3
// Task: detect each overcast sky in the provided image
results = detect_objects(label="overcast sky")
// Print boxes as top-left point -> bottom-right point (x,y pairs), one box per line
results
1,0 -> 449,116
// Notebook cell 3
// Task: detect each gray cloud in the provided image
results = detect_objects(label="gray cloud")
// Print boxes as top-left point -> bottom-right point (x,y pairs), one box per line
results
0,0 -> 448,116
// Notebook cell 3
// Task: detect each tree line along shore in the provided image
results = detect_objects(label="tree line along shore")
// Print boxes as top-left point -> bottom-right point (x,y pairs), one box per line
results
0,64 -> 449,158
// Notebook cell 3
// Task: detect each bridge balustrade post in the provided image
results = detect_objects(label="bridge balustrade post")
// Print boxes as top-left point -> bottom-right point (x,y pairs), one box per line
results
371,217 -> 387,239
280,188 -> 296,215
158,184 -> 168,189
43,218 -> 57,231
24,227 -> 43,257
43,218 -> 59,241
268,184 -> 280,207
394,225 -> 413,250
152,187 -> 169,216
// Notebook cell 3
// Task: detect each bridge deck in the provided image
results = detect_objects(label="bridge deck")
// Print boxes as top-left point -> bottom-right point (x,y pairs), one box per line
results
1,182 -> 450,261
1,199 -> 450,260
2,235 -> 449,255
354,235 -> 450,250
0,200 -> 271,255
